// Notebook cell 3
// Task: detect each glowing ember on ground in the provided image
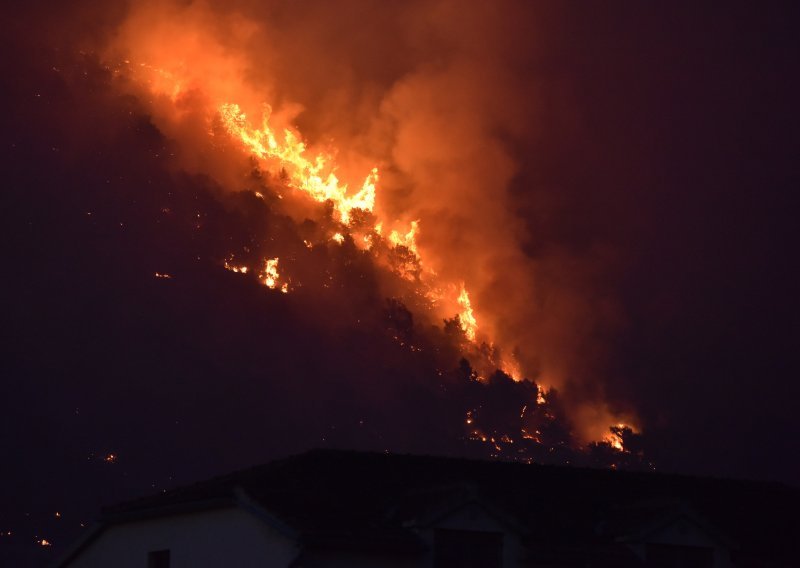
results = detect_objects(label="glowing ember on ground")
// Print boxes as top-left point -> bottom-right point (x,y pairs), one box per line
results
224,258 -> 249,274
103,453 -> 117,463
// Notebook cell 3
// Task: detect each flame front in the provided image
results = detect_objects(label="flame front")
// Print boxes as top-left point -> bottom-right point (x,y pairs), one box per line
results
216,95 -> 486,346
219,104 -> 377,225
121,57 -> 484,353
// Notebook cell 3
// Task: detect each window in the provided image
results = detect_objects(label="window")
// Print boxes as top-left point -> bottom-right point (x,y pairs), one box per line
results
148,549 -> 170,568
646,543 -> 713,568
434,529 -> 503,568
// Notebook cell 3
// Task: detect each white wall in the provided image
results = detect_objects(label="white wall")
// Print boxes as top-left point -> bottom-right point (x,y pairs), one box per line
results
65,507 -> 298,568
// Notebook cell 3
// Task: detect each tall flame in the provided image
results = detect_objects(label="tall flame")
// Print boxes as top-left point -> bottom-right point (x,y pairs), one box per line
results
260,257 -> 280,289
219,104 -> 377,225
457,284 -> 478,341
216,97 -> 485,346
388,220 -> 420,256
117,56 -> 484,354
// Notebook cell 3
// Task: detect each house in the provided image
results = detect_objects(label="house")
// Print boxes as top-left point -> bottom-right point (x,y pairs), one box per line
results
55,449 -> 798,567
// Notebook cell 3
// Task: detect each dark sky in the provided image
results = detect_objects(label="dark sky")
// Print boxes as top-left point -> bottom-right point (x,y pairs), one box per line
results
517,3 -> 800,480
1,1 -> 799,565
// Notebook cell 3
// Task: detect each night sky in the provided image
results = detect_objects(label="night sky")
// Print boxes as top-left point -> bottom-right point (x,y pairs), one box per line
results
2,2 -> 799,565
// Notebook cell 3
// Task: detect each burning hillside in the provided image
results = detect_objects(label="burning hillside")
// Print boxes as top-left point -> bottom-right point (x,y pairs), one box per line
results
93,0 -> 641,448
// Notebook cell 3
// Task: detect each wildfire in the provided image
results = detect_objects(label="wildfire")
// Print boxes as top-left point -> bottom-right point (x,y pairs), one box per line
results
224,258 -> 249,274
603,423 -> 632,451
259,258 -> 280,289
457,285 -> 478,341
388,220 -> 420,255
218,104 -> 378,225
120,57 -> 486,348
218,95 -> 485,344
605,432 -> 624,451
224,255 -> 289,293
110,14 -> 636,456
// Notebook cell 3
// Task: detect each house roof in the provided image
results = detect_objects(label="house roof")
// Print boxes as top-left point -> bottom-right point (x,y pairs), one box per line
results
66,449 -> 800,566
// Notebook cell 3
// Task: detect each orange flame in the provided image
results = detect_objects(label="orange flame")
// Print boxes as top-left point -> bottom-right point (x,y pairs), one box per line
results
603,423 -> 632,451
388,220 -> 420,255
219,104 -> 377,225
260,258 -> 280,289
457,284 -> 478,341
